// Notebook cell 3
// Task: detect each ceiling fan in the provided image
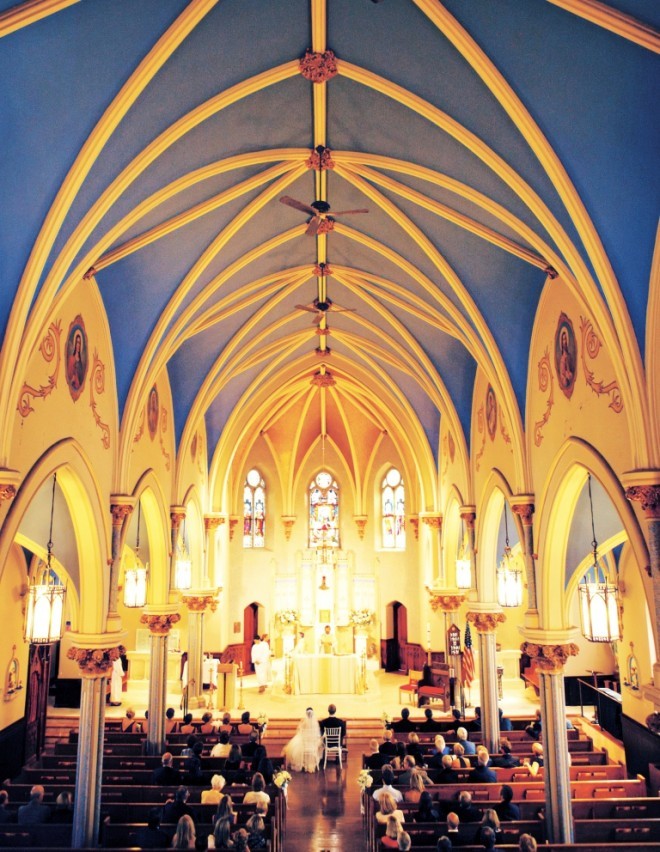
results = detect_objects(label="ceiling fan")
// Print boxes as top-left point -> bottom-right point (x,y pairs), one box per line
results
295,296 -> 356,321
279,195 -> 369,236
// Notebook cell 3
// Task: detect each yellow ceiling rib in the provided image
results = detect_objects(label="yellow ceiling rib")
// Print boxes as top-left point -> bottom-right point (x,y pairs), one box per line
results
94,161 -> 302,272
328,385 -> 363,496
311,0 -> 326,52
342,163 -> 549,271
412,0 -> 646,463
546,0 -> 660,52
0,0 -> 81,38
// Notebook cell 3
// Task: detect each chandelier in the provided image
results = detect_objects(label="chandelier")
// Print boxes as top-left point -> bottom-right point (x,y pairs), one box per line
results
496,503 -> 523,607
24,473 -> 66,644
578,474 -> 621,643
174,518 -> 192,590
455,518 -> 472,590
123,500 -> 147,608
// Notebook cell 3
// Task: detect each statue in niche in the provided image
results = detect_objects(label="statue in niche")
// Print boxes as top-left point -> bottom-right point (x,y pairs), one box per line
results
4,646 -> 22,700
625,642 -> 640,690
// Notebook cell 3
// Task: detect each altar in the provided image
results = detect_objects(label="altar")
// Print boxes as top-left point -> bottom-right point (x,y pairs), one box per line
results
292,654 -> 359,694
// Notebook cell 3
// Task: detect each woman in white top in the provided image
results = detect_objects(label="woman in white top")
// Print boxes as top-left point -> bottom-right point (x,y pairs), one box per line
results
242,772 -> 271,806
282,707 -> 322,773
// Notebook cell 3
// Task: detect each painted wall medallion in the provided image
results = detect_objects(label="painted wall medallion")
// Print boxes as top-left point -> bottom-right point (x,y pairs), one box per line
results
147,385 -> 159,440
486,384 -> 497,441
65,315 -> 88,401
554,312 -> 577,399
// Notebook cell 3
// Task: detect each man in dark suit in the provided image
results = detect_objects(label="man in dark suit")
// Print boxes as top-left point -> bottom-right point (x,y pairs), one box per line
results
493,739 -> 519,768
319,703 -> 347,746
161,786 -> 195,825
378,729 -> 398,757
469,751 -> 497,783
17,785 -> 50,824
134,807 -> 171,848
494,785 -> 520,821
151,752 -> 182,786
434,754 -> 460,784
454,790 -> 481,823
391,707 -> 415,733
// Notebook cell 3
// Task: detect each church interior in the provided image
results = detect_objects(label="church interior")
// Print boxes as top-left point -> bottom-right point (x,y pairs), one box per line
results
0,0 -> 659,848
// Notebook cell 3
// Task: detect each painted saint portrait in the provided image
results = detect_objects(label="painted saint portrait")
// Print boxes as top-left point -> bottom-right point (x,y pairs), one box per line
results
554,312 -> 577,399
486,384 -> 497,441
147,386 -> 159,440
65,315 -> 88,401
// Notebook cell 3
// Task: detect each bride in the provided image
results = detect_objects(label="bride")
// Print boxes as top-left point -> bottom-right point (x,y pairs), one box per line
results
282,707 -> 323,772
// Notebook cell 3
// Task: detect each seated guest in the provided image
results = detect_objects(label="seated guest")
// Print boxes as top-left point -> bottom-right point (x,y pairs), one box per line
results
249,745 -> 267,773
381,814 -> 402,849
525,709 -> 542,740
432,734 -> 450,756
372,765 -> 403,804
224,743 -> 243,773
135,806 -> 171,848
470,751 -> 497,783
455,790 -> 481,823
474,809 -> 502,845
256,756 -> 274,786
379,729 -> 398,757
237,711 -> 254,735
213,794 -> 237,827
495,785 -> 520,821
232,828 -> 250,852
243,772 -> 270,807
405,732 -> 424,763
319,703 -> 347,746
121,707 -> 139,732
420,707 -> 438,730
210,730 -> 232,758
183,740 -> 204,783
245,812 -> 268,849
403,767 -> 426,804
201,774 -> 226,805
180,735 -> 198,758
414,790 -> 440,822
171,813 -> 196,849
161,786 -> 195,825
493,739 -> 519,768
375,792 -> 405,826
142,710 -> 149,735
366,738 -> 387,770
241,730 -> 260,759
470,706 -> 482,731
530,741 -> 544,768
51,791 -> 73,823
212,816 -> 234,849
451,742 -> 471,768
498,707 -> 513,731
199,711 -> 216,735
398,755 -> 417,786
18,785 -> 50,824
164,707 -> 178,735
179,713 -> 195,735
434,753 -> 460,784
0,790 -> 12,824
446,811 -> 462,843
456,727 -> 476,754
519,833 -> 538,852
391,707 -> 415,733
397,832 -> 412,851
436,837 -> 452,852
152,752 -> 182,785
480,825 -> 497,850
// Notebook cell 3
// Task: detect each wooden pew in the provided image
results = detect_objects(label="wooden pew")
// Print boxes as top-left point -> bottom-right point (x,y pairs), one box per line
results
0,823 -> 73,847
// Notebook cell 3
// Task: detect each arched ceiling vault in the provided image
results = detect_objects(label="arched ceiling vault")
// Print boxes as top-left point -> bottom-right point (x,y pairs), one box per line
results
1,0 -> 658,484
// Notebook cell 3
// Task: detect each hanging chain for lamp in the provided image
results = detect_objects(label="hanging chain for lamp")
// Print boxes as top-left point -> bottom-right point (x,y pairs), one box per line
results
24,472 -> 66,643
175,516 -> 192,590
497,501 -> 523,607
124,499 -> 147,608
578,473 -> 621,642
455,514 -> 472,589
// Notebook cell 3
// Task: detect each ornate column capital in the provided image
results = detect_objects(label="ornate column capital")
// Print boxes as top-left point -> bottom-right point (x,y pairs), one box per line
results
420,512 -> 443,530
426,588 -> 466,613
181,590 -> 221,613
204,514 -> 225,532
0,469 -> 20,502
229,515 -> 240,540
467,610 -> 506,632
170,506 -> 186,529
459,506 -> 476,528
110,498 -> 134,527
354,515 -> 368,539
299,48 -> 338,82
624,483 -> 660,519
281,515 -> 296,541
520,640 -> 579,673
408,515 -> 419,539
67,631 -> 128,678
141,607 -> 181,635
511,498 -> 535,525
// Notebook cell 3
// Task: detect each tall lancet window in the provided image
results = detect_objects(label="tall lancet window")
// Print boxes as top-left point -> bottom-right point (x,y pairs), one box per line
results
309,471 -> 340,549
243,469 -> 265,548
382,468 -> 405,548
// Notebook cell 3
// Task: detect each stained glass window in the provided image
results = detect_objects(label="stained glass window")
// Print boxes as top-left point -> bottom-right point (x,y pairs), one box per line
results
382,468 -> 405,548
243,469 -> 265,548
309,471 -> 340,549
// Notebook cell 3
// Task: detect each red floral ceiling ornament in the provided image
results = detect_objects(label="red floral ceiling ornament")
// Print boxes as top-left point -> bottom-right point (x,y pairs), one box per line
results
299,49 -> 338,83
307,146 -> 335,171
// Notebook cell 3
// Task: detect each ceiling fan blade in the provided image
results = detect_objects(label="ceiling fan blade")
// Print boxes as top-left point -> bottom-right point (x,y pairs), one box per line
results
331,208 -> 369,216
294,303 -> 319,313
305,217 -> 322,236
327,305 -> 357,313
279,195 -> 317,216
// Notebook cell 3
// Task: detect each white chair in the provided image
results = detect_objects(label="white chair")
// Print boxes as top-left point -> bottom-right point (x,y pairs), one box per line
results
322,726 -> 343,769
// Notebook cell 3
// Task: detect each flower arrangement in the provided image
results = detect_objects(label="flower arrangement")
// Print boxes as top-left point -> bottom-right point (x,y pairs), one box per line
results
67,644 -> 126,675
349,609 -> 373,627
381,711 -> 391,726
257,712 -> 268,729
273,770 -> 292,788
275,609 -> 299,625
357,769 -> 373,792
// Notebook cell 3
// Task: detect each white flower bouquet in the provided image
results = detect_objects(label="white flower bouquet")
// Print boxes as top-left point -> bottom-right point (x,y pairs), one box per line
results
274,770 -> 292,788
349,609 -> 373,627
276,609 -> 299,625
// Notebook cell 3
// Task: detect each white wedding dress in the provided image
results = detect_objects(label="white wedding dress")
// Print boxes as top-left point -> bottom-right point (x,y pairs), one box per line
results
282,709 -> 323,772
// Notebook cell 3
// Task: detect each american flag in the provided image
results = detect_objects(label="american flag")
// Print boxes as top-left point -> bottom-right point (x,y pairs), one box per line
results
462,622 -> 475,686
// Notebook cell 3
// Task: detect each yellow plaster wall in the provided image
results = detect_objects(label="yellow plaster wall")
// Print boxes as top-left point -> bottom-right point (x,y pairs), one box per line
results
0,544 -> 30,729
471,369 -> 517,503
126,368 -> 175,503
178,422 -> 209,508
439,419 -> 469,511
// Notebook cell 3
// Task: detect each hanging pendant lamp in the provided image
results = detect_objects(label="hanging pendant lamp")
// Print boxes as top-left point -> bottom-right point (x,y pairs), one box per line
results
174,518 -> 192,590
578,474 -> 621,643
496,503 -> 523,607
123,500 -> 147,608
455,517 -> 472,590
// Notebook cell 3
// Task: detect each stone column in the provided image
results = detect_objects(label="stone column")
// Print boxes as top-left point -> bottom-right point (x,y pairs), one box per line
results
141,608 -> 180,755
67,636 -> 126,848
520,635 -> 580,843
512,498 -> 538,619
428,591 -> 466,708
421,512 -> 443,585
459,507 -> 476,592
467,608 -> 505,754
203,514 -> 224,588
107,500 -> 134,632
169,507 -> 186,597
181,592 -> 220,708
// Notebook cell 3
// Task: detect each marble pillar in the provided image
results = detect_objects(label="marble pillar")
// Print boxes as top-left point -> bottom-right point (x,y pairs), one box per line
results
467,609 -> 506,754
67,639 -> 126,848
421,513 -> 443,585
108,500 -> 133,631
512,498 -> 537,615
520,637 -> 579,843
169,507 -> 186,598
459,507 -> 476,592
181,592 -> 219,708
140,609 -> 181,755
203,515 -> 224,588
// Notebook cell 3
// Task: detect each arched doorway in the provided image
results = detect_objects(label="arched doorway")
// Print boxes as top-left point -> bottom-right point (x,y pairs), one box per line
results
244,602 -> 265,672
384,601 -> 408,672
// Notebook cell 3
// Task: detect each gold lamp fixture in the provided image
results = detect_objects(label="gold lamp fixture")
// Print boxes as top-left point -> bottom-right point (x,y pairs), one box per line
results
496,503 -> 523,607
123,500 -> 147,608
174,518 -> 192,591
24,473 -> 66,644
455,517 -> 472,590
